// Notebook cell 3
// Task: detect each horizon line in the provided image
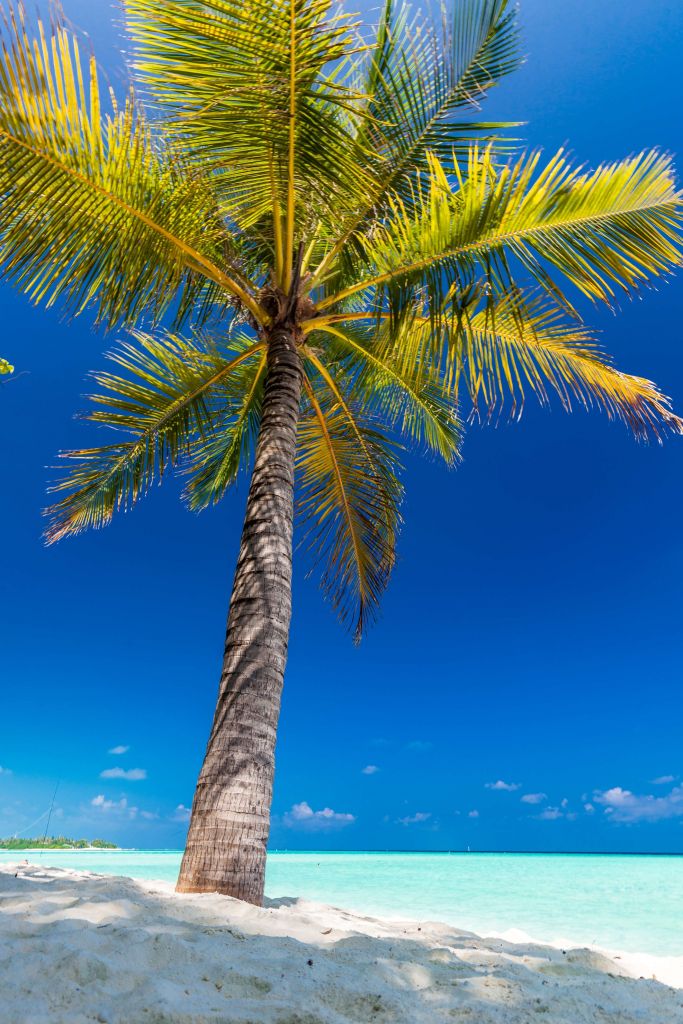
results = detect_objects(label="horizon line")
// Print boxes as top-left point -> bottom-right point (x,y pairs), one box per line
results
13,847 -> 680,857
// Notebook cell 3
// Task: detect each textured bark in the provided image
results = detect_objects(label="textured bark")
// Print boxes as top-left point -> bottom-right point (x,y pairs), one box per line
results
176,326 -> 302,904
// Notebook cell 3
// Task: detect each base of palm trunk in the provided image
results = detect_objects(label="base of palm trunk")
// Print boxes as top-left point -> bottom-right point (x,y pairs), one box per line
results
176,828 -> 268,903
176,851 -> 266,901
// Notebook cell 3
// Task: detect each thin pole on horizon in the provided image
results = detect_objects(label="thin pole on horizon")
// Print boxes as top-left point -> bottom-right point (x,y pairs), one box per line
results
41,782 -> 60,846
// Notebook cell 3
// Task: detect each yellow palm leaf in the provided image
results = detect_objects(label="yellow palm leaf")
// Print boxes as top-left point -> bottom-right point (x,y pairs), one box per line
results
319,148 -> 682,314
46,333 -> 264,542
125,0 -> 374,285
0,9 -> 264,326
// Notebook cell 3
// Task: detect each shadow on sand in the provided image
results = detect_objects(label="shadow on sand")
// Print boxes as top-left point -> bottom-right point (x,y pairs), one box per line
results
1,864 -> 681,1024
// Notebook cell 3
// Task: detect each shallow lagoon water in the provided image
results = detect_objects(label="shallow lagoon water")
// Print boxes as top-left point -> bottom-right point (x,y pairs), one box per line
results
2,849 -> 681,958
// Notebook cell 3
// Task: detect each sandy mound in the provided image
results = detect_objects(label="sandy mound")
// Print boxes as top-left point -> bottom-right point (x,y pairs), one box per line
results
1,864 -> 682,1023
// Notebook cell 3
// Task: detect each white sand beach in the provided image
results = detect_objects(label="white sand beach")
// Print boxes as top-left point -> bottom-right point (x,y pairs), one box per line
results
1,865 -> 682,1023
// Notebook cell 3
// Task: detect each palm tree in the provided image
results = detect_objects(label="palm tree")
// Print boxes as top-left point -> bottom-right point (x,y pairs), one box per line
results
0,0 -> 680,903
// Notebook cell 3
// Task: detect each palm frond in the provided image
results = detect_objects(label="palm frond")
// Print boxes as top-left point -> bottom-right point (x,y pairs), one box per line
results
456,292 -> 683,438
183,351 -> 268,509
319,295 -> 683,439
298,366 -> 403,640
0,9 -> 264,327
305,321 -> 462,464
318,148 -> 683,317
125,0 -> 373,277
365,0 -> 521,182
310,0 -> 522,286
45,332 -> 264,542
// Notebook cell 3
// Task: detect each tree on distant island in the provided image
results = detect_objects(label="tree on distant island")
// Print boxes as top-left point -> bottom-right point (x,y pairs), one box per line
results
0,837 -> 117,850
0,0 -> 680,903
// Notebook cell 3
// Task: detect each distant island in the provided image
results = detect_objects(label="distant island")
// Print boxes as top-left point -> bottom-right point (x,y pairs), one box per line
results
0,836 -> 118,850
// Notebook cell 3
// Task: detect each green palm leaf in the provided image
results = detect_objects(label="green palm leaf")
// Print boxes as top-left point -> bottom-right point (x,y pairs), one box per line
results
298,366 -> 403,640
0,10 -> 263,327
319,148 -> 682,318
45,332 -> 264,542
183,351 -> 268,509
311,0 -> 521,286
304,322 -> 462,464
125,0 -> 373,283
364,0 -> 522,189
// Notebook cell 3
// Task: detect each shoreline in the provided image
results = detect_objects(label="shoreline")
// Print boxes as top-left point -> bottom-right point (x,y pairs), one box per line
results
1,863 -> 682,1023
2,849 -> 681,970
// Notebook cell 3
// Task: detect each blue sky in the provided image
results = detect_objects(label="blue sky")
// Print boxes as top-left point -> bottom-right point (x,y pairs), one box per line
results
1,0 -> 682,853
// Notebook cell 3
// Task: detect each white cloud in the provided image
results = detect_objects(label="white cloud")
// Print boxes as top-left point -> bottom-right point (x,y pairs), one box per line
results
520,792 -> 546,804
108,745 -> 129,756
362,765 -> 380,775
91,795 -> 138,819
652,775 -> 675,785
594,785 -> 683,823
405,741 -> 432,753
560,798 -> 569,809
140,810 -> 158,820
536,806 -> 563,821
172,804 -> 191,823
584,803 -> 595,813
486,780 -> 520,792
468,810 -> 480,819
100,767 -> 147,781
0,766 -> 12,776
397,812 -> 431,825
283,801 -> 355,831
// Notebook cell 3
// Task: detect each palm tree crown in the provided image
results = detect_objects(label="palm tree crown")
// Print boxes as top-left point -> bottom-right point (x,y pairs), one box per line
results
0,1 -> 678,634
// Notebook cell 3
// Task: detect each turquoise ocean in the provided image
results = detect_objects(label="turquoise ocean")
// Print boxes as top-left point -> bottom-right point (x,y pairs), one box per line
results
2,850 -> 681,959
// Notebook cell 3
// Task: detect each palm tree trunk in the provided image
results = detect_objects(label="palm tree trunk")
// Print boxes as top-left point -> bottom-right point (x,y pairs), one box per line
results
176,326 -> 302,904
